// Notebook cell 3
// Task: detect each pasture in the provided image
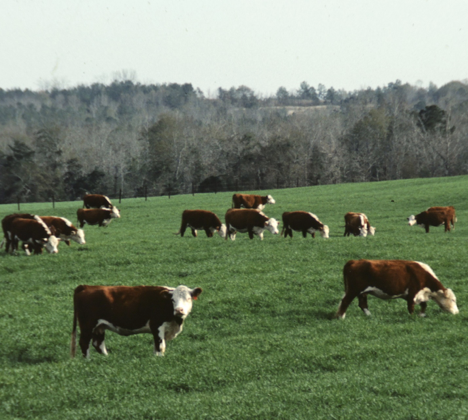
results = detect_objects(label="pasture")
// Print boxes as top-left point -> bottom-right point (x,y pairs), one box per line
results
1,176 -> 468,419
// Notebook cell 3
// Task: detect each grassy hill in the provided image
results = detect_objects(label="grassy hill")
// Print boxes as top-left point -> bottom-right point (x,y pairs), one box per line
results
1,176 -> 468,419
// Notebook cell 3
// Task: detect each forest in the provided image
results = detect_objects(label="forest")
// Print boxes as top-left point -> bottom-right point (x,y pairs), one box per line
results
0,77 -> 467,203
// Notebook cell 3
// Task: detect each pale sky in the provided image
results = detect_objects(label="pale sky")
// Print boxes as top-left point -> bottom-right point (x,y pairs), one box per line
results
1,0 -> 467,97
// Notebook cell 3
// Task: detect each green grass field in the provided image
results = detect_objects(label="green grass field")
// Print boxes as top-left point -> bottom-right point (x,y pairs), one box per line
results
1,176 -> 468,419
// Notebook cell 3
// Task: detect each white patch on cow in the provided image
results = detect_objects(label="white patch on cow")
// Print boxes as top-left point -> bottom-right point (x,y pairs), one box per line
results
218,224 -> 227,238
267,195 -> 275,204
59,217 -> 73,227
265,218 -> 279,235
72,229 -> 86,244
45,235 -> 59,254
94,319 -> 152,336
34,215 -> 52,235
362,286 -> 409,299
93,339 -> 108,356
111,207 -> 121,218
24,247 -> 31,256
415,262 -> 439,279
86,348 -> 90,359
408,215 -> 417,226
308,212 -> 319,222
363,308 -> 371,316
257,204 -> 265,211
414,288 -> 431,304
369,226 -> 376,236
321,225 -> 330,239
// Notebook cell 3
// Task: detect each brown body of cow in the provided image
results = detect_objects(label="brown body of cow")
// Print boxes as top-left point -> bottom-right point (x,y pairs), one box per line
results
225,208 -> 279,240
71,284 -> 202,358
343,212 -> 375,237
427,206 -> 456,230
40,216 -> 85,246
336,259 -> 459,319
9,217 -> 59,255
281,211 -> 329,239
83,194 -> 114,209
175,210 -> 226,238
1,213 -> 36,252
408,208 -> 454,233
77,207 -> 120,228
232,193 -> 275,210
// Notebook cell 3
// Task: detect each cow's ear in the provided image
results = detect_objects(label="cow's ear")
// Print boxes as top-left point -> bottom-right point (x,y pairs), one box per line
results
191,287 -> 203,300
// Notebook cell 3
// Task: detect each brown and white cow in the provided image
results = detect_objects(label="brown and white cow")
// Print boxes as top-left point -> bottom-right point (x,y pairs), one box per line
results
175,210 -> 227,238
336,259 -> 459,319
40,216 -> 85,246
9,217 -> 59,255
1,213 -> 36,252
83,194 -> 114,209
225,208 -> 279,240
71,284 -> 203,358
408,209 -> 454,233
427,206 -> 456,230
77,207 -> 121,228
344,212 -> 375,237
281,211 -> 329,239
232,193 -> 275,210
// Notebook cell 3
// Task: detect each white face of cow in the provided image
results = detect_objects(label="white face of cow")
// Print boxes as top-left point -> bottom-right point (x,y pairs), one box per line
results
111,206 -> 121,218
265,218 -> 279,235
267,195 -> 275,204
218,224 -> 227,238
433,289 -> 459,314
408,215 -> 417,226
72,229 -> 86,244
321,225 -> 330,239
369,226 -> 376,236
44,235 -> 59,254
170,285 -> 203,319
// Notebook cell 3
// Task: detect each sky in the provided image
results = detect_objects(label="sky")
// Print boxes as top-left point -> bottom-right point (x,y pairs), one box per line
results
1,0 -> 467,97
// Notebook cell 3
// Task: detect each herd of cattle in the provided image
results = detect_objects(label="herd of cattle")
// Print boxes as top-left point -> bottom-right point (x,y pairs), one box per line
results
0,192 -> 461,358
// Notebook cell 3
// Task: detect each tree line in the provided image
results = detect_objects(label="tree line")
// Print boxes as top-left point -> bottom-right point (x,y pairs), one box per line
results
0,78 -> 467,204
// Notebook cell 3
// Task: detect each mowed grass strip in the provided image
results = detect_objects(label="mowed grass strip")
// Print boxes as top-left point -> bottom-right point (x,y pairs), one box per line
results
1,176 -> 468,419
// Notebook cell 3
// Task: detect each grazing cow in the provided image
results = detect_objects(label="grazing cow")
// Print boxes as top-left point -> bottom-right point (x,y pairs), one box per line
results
9,217 -> 59,255
1,213 -> 36,252
225,208 -> 279,240
70,284 -> 203,358
40,216 -> 85,246
336,259 -> 459,319
175,210 -> 226,238
83,194 -> 114,209
281,211 -> 329,239
427,206 -> 457,230
232,193 -> 275,210
408,209 -> 453,233
343,212 -> 375,237
77,207 -> 121,228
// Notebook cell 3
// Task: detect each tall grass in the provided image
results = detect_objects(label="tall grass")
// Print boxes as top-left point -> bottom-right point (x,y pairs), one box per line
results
1,176 -> 468,419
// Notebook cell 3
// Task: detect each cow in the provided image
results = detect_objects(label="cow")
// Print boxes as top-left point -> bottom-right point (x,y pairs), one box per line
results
1,213 -> 36,252
175,210 -> 227,238
40,216 -> 85,246
9,217 -> 59,255
336,259 -> 459,319
427,206 -> 456,230
70,284 -> 203,358
83,194 -> 114,209
77,207 -> 121,228
343,212 -> 375,237
281,211 -> 329,239
407,209 -> 454,233
225,208 -> 279,240
232,193 -> 275,210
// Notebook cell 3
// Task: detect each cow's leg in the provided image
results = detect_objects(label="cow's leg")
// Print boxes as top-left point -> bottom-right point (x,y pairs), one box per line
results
445,220 -> 450,232
358,294 -> 371,316
91,330 -> 108,356
406,298 -> 416,315
425,224 -> 430,233
204,228 -> 212,237
302,230 -> 307,238
248,228 -> 254,239
286,228 -> 293,238
154,325 -> 166,356
418,301 -> 428,317
336,292 -> 358,319
78,330 -> 93,358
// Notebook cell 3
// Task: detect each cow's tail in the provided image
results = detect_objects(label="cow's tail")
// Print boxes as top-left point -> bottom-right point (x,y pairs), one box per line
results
0,237 -> 4,249
174,229 -> 181,236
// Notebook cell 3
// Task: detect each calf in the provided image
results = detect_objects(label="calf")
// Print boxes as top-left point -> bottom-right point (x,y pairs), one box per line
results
175,210 -> 226,238
83,194 -> 114,209
40,216 -> 85,246
344,212 -> 375,237
281,211 -> 329,239
77,207 -> 120,228
336,259 -> 458,319
225,209 -> 279,240
427,206 -> 456,230
408,209 -> 453,233
10,217 -> 59,255
71,284 -> 202,358
232,193 -> 275,210
1,213 -> 36,252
